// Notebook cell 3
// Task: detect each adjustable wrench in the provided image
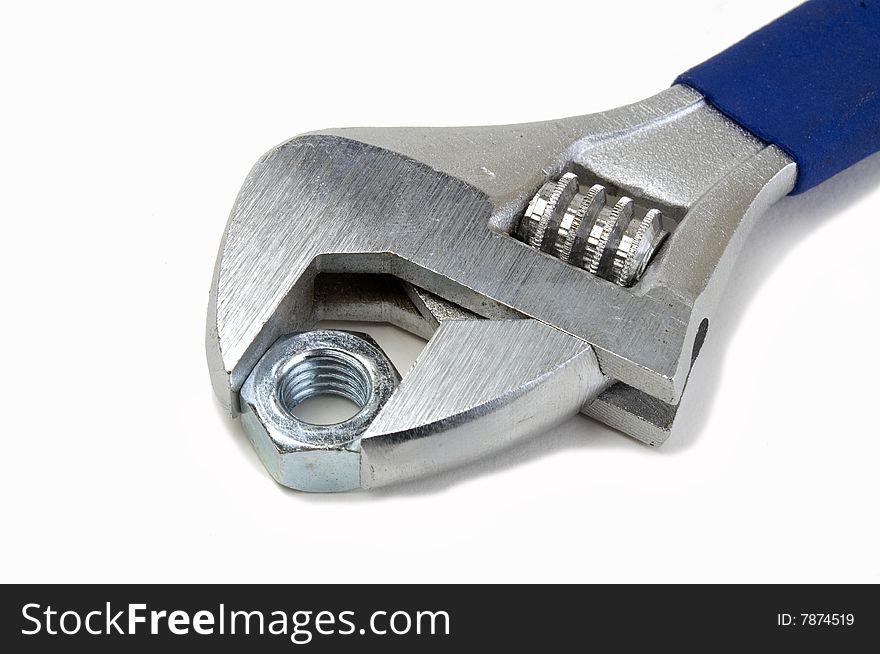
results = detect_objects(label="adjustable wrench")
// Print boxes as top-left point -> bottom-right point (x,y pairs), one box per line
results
206,0 -> 880,491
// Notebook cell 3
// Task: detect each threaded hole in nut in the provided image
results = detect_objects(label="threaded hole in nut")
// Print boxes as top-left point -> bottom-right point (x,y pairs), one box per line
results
276,348 -> 372,426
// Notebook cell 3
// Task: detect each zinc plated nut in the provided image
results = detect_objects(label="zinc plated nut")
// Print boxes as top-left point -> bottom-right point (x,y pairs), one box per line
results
239,330 -> 400,492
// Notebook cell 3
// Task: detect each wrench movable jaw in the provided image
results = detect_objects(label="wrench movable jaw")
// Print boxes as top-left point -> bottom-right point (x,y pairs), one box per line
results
359,319 -> 610,489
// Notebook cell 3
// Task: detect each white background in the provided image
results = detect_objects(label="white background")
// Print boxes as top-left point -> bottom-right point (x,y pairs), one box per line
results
1,0 -> 877,583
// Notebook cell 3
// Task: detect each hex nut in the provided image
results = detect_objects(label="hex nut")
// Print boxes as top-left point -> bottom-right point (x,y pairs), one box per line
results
239,330 -> 400,492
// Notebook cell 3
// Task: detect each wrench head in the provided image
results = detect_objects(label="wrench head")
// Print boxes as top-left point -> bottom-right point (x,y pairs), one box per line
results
207,85 -> 796,487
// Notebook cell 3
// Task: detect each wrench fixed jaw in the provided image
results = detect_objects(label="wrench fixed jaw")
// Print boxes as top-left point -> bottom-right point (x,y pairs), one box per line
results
207,85 -> 796,487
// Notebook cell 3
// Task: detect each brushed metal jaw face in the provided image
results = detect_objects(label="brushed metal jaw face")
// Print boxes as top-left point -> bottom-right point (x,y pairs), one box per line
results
207,84 -> 796,490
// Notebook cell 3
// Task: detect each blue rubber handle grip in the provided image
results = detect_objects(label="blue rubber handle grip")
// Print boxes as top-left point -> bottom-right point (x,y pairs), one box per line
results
675,0 -> 880,194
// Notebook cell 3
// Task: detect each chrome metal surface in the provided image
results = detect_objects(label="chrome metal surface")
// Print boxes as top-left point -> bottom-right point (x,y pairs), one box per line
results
515,173 -> 667,286
207,85 -> 795,414
403,283 -> 677,447
313,273 -> 435,340
403,282 -> 480,328
207,83 -> 798,490
361,319 -> 610,488
611,208 -> 664,286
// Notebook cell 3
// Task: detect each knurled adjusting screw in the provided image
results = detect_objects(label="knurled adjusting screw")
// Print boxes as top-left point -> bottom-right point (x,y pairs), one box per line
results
517,172 -> 668,286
